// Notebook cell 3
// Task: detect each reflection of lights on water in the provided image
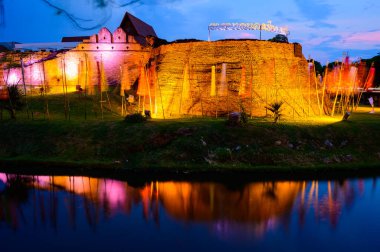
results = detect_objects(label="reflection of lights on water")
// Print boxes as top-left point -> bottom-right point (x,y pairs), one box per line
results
0,173 -> 7,191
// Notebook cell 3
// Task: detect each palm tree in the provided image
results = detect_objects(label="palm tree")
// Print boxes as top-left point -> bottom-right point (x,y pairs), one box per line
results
265,101 -> 283,123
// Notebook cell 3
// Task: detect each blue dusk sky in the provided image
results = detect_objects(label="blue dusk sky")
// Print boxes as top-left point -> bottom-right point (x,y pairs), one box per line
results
1,0 -> 379,63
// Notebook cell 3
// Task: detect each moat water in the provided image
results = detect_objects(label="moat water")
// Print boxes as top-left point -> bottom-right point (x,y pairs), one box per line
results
0,172 -> 379,251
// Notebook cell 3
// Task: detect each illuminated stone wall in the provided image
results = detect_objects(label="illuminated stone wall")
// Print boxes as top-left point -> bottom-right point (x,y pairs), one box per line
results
152,41 -> 319,118
0,40 -> 150,95
1,40 -> 319,118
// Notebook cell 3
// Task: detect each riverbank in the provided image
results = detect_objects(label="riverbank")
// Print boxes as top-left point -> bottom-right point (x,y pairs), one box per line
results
1,107 -> 380,179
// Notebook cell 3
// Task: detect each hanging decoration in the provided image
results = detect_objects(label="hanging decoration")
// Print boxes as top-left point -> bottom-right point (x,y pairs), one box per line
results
218,63 -> 228,96
137,65 -> 149,96
100,59 -> 108,92
364,63 -> 375,91
120,64 -> 130,96
210,65 -> 216,96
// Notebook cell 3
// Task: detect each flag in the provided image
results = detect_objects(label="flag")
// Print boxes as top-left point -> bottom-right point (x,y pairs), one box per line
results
364,65 -> 375,91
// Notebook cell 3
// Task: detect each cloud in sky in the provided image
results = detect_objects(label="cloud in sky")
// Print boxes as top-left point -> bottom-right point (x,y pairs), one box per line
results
1,0 -> 379,63
331,30 -> 380,50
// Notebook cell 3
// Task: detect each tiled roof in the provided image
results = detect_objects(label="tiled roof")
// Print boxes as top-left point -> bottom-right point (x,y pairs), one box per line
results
61,36 -> 90,42
119,12 -> 157,37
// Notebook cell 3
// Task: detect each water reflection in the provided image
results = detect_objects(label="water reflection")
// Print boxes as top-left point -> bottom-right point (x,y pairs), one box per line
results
0,173 -> 374,240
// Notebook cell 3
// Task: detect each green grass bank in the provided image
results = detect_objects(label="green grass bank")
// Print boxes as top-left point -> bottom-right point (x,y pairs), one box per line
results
1,101 -> 380,178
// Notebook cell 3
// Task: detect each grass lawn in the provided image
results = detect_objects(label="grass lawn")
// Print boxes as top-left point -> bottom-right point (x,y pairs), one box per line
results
1,91 -> 380,177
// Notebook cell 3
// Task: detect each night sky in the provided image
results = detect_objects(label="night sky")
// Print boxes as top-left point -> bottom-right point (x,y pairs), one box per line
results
1,0 -> 379,63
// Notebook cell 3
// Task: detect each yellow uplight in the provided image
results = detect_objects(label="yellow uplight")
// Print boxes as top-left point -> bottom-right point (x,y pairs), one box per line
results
65,60 -> 79,80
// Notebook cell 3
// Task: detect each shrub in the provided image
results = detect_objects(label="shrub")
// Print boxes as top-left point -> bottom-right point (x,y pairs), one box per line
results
0,85 -> 25,119
124,113 -> 147,123
213,147 -> 232,162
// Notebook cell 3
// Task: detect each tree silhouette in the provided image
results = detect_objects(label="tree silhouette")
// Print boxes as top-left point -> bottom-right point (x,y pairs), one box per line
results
0,0 -> 142,29
41,0 -> 141,30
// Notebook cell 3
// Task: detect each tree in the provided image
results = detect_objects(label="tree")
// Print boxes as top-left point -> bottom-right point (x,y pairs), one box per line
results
268,34 -> 288,43
265,101 -> 283,123
313,60 -> 323,76
0,85 -> 25,120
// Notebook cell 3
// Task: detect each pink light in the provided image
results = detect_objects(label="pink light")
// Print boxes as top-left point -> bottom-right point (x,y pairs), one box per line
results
31,64 -> 42,83
0,173 -> 7,183
8,72 -> 20,85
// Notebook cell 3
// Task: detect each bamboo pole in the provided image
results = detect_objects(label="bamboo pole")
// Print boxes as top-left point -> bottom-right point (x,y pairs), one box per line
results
20,59 -> 30,119
61,58 -> 68,120
119,65 -> 124,116
63,58 -> 70,120
313,60 -> 321,115
156,69 -> 165,119
145,65 -> 153,117
195,65 -> 204,117
138,95 -> 141,114
350,67 -> 358,113
331,64 -> 342,117
308,63 -> 311,117
320,62 -> 328,115
84,54 -> 88,120
41,62 -> 50,119
250,63 -> 254,118
355,65 -> 372,111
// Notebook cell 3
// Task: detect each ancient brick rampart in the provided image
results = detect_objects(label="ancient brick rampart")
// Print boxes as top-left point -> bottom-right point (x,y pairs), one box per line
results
1,40 -> 319,119
151,40 -> 318,118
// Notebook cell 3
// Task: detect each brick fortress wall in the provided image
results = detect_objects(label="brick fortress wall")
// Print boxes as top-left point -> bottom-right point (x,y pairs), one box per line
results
1,39 -> 318,119
151,41 -> 318,118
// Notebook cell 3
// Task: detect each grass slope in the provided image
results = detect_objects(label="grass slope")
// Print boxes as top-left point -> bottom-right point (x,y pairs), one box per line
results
1,92 -> 380,176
